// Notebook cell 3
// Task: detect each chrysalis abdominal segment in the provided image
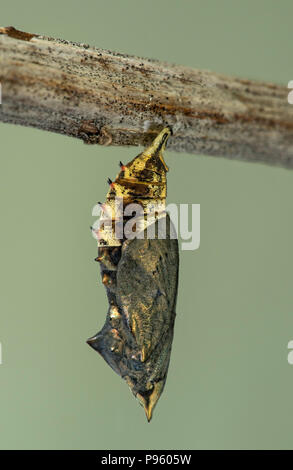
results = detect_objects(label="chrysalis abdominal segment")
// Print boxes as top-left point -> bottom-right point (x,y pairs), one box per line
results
87,127 -> 179,422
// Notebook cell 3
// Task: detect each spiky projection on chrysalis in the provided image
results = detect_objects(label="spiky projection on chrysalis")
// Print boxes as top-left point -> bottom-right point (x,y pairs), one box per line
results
88,127 -> 179,422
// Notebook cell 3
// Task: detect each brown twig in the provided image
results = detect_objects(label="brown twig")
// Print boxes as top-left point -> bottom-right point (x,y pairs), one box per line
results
1,26 -> 293,168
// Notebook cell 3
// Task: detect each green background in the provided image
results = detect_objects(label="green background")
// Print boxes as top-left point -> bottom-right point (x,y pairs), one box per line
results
0,0 -> 293,450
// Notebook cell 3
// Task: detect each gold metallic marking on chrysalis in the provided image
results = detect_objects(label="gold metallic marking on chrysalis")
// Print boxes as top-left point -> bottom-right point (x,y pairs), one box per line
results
109,306 -> 120,319
97,126 -> 172,250
102,273 -> 111,286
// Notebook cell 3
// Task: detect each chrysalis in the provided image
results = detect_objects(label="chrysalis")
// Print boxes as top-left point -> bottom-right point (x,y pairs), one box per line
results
88,127 -> 179,421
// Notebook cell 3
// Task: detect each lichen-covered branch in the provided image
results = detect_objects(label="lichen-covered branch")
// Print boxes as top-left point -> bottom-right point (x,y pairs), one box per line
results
1,26 -> 293,169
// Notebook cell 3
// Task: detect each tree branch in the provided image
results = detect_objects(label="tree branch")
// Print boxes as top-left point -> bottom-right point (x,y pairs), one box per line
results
1,26 -> 293,168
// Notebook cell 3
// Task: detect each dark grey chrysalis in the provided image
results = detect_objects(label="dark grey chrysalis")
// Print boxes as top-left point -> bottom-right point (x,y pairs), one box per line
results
88,127 -> 179,421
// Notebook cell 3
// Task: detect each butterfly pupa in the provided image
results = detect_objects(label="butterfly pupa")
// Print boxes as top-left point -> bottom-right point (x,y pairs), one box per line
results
88,127 -> 179,421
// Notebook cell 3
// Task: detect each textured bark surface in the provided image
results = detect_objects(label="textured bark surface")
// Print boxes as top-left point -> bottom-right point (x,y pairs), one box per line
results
1,26 -> 293,168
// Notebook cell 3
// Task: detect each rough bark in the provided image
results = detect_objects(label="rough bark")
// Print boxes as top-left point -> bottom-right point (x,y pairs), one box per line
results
0,26 -> 293,169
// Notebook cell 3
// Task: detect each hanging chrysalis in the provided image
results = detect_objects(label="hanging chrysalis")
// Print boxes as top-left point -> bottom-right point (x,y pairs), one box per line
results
88,127 -> 179,421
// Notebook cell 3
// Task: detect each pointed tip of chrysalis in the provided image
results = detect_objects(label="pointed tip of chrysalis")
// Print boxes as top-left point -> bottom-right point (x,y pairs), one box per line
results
136,380 -> 165,423
86,335 -> 97,345
144,403 -> 153,422
86,333 -> 101,352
